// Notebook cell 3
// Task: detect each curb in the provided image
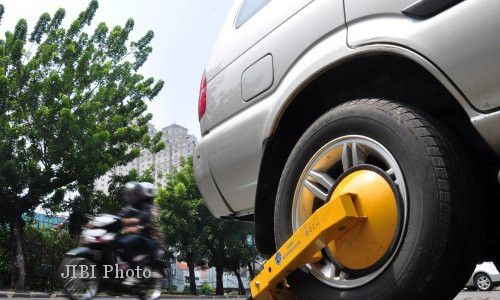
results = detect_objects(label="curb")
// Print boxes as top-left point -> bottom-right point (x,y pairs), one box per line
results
0,292 -> 247,299
0,293 -> 50,299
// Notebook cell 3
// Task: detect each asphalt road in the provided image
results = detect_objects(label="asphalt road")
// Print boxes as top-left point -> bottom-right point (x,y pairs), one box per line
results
454,291 -> 500,300
73,292 -> 500,300
5,291 -> 500,300
10,298 -> 244,300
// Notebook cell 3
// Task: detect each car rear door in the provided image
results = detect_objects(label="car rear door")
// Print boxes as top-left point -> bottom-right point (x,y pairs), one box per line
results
203,0 -> 346,213
202,0 -> 314,132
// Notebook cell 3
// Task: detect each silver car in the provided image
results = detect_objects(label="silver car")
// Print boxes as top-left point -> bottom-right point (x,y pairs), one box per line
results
194,0 -> 500,299
466,262 -> 500,292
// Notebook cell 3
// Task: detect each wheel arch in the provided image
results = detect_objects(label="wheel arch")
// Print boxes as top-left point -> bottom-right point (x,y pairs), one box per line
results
474,271 -> 491,279
254,49 -> 496,255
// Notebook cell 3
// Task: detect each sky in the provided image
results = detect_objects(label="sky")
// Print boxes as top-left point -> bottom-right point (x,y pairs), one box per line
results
0,0 -> 235,138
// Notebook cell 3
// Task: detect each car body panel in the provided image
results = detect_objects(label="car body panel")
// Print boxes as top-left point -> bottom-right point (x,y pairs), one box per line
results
345,0 -> 500,112
471,111 -> 500,156
196,0 -> 500,217
200,0 -> 314,134
201,35 -> 500,216
199,0 -> 346,213
194,141 -> 234,217
201,0 -> 329,134
205,0 -> 313,83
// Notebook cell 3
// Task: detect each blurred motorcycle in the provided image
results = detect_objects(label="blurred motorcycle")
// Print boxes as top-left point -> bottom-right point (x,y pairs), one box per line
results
59,214 -> 164,300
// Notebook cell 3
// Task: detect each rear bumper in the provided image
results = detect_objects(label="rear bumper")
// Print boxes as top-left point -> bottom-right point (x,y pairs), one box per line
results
194,139 -> 234,217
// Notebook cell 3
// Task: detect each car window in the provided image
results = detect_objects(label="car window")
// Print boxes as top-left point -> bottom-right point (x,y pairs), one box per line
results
235,0 -> 271,28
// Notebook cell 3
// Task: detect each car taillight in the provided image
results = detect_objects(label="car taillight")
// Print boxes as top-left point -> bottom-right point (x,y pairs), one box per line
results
198,72 -> 207,120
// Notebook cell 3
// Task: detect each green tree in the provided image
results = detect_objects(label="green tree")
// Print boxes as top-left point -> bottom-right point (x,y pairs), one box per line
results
0,1 -> 164,289
197,282 -> 214,295
22,222 -> 77,291
242,234 -> 260,280
223,223 -> 251,295
157,157 -> 261,296
223,223 -> 260,295
202,217 -> 260,295
200,213 -> 229,295
157,157 -> 207,295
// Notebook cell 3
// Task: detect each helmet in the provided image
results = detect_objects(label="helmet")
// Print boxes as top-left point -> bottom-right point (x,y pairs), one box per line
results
140,182 -> 158,198
122,181 -> 157,205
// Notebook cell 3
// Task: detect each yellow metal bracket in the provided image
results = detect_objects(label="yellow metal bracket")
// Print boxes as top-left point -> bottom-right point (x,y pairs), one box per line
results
249,193 -> 366,300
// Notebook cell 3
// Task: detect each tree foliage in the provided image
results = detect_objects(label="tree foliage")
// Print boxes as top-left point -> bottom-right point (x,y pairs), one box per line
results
158,157 -> 261,295
157,157 -> 207,295
0,223 -> 77,291
199,208 -> 234,295
0,1 -> 164,289
200,210 -> 260,295
223,223 -> 259,295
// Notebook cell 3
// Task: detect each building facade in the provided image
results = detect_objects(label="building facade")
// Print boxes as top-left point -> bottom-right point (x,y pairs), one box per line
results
25,213 -> 67,228
95,124 -> 197,193
166,261 -> 251,293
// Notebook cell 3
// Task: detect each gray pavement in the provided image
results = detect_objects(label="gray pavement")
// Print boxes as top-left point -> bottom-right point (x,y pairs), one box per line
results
454,291 -> 500,300
2,291 -> 500,299
0,298 -> 244,300
38,296 -> 496,300
0,293 -> 245,299
0,293 -> 247,299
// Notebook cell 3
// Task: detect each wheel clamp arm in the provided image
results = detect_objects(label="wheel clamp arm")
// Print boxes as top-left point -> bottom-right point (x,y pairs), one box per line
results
249,194 -> 366,300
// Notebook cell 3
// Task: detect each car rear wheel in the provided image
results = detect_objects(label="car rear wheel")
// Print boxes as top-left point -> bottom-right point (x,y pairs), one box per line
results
274,99 -> 478,300
474,273 -> 493,291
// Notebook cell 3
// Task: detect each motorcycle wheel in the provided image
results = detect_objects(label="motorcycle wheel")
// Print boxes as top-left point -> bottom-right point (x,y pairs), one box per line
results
139,276 -> 162,300
60,257 -> 99,300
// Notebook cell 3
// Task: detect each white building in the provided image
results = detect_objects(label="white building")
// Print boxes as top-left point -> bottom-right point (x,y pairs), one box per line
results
207,268 -> 251,291
95,124 -> 197,193
167,261 -> 251,293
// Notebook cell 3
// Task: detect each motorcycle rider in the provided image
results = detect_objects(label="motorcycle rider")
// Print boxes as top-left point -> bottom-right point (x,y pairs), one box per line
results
117,181 -> 163,286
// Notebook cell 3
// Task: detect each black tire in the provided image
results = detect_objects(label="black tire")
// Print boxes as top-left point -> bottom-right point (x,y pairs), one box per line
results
474,273 -> 493,291
60,257 -> 98,300
274,99 -> 478,300
139,276 -> 162,300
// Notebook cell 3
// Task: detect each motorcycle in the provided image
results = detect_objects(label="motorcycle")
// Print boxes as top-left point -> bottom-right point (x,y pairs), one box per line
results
59,214 -> 164,300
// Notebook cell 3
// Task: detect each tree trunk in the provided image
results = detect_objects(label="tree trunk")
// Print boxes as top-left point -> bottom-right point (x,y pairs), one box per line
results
214,234 -> 225,296
247,261 -> 255,279
186,254 -> 198,295
215,262 -> 224,295
233,268 -> 245,295
10,214 -> 26,290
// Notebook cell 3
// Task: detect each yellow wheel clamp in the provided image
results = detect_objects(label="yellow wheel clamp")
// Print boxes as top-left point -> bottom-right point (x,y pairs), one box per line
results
249,193 -> 367,300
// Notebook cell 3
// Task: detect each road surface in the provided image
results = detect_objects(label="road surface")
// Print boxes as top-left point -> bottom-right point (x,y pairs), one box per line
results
455,291 -> 500,300
5,291 -> 500,299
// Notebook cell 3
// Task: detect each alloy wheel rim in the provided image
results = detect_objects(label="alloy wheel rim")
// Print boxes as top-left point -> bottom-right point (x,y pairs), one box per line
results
477,275 -> 491,290
291,135 -> 408,289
